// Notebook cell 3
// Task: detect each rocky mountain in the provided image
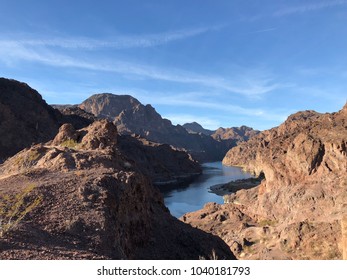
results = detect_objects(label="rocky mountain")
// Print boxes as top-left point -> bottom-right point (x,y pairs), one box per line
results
183,122 -> 259,141
183,122 -> 214,135
183,122 -> 260,150
212,125 -> 259,143
182,104 -> 347,259
79,94 -> 229,162
0,120 -> 234,259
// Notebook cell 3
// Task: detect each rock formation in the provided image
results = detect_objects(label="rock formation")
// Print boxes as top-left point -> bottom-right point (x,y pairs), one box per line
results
182,104 -> 347,259
0,120 -> 234,260
79,94 -> 229,162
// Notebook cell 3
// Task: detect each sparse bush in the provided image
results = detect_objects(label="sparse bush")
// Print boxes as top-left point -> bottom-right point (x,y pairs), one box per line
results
0,184 -> 42,237
60,139 -> 78,149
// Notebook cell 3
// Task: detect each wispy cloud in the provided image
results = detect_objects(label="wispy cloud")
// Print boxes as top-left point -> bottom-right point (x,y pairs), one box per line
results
129,90 -> 289,121
0,39 -> 283,98
3,25 -> 224,50
274,0 -> 347,17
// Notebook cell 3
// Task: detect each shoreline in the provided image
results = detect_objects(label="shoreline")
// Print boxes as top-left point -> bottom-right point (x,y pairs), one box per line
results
209,176 -> 263,196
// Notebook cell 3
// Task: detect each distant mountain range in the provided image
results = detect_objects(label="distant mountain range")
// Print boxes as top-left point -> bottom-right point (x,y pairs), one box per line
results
76,93 -> 259,162
183,122 -> 260,150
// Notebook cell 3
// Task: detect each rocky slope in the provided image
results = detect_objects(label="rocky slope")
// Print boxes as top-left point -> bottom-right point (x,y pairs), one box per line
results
79,94 -> 229,162
0,78 -> 97,161
182,104 -> 347,259
0,78 -> 60,161
0,120 -> 234,260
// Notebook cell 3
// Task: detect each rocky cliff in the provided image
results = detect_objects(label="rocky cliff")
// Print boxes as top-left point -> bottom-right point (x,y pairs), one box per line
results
182,104 -> 347,259
79,94 -> 229,162
0,120 -> 234,259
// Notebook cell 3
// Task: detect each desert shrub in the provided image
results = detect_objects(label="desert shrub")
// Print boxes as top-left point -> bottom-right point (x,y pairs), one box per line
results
60,139 -> 78,149
0,184 -> 42,237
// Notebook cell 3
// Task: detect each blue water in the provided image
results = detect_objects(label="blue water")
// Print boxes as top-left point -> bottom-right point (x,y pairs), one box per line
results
161,162 -> 252,218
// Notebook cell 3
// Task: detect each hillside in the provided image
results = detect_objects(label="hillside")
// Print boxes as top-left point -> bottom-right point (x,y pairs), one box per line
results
0,120 -> 234,259
0,78 -> 60,160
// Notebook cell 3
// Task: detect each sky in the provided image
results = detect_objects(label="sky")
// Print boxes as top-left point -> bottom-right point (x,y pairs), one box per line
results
0,0 -> 346,130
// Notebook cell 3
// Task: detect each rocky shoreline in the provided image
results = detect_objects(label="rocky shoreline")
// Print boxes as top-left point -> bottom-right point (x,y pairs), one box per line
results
153,172 -> 201,187
209,174 -> 264,196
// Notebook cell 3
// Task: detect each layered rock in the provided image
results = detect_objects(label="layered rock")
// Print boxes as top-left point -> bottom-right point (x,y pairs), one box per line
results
183,104 -> 347,259
0,120 -> 234,260
79,94 -> 229,162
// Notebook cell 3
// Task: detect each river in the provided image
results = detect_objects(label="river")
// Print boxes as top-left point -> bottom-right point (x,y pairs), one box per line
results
160,162 -> 252,218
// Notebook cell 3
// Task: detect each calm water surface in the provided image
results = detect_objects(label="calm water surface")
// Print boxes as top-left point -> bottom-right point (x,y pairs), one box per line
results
161,162 -> 252,218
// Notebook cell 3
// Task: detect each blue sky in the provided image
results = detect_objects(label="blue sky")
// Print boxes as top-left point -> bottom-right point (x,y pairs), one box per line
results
0,0 -> 346,130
